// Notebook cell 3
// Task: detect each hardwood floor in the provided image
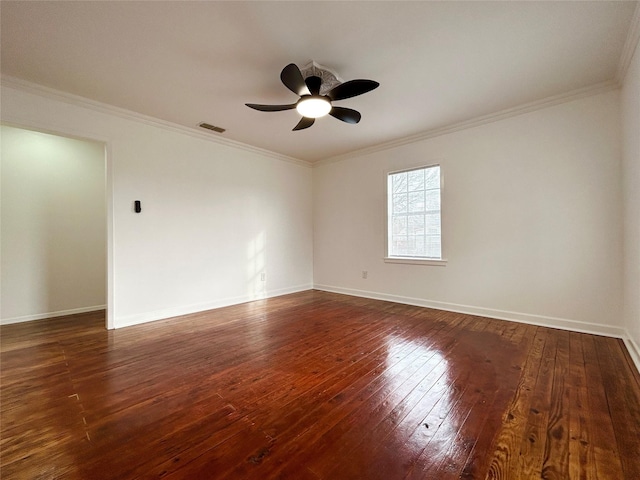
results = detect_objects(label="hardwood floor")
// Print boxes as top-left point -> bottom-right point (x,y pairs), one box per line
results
1,290 -> 639,479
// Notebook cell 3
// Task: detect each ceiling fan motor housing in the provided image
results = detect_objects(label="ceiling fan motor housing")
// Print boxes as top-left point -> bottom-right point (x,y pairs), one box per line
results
299,61 -> 343,95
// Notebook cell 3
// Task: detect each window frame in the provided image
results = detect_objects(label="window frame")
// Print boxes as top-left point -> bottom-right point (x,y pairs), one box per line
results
384,163 -> 447,266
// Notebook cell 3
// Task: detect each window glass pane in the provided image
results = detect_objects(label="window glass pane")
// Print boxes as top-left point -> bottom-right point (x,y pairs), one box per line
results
393,193 -> 408,213
392,172 -> 407,194
392,216 -> 407,235
425,213 -> 440,234
408,169 -> 425,191
425,166 -> 440,189
408,215 -> 425,235
393,237 -> 409,256
425,235 -> 441,258
425,189 -> 440,211
411,235 -> 425,256
407,191 -> 424,213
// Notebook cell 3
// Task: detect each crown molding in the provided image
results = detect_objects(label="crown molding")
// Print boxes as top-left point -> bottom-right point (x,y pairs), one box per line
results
616,1 -> 640,84
0,75 -> 311,168
1,73 -> 622,170
315,79 -> 620,167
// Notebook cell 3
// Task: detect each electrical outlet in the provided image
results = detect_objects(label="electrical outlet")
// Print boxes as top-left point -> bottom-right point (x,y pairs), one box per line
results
362,271 -> 368,279
260,272 -> 266,282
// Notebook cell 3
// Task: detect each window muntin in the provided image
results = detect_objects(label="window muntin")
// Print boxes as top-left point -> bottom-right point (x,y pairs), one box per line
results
387,165 -> 441,259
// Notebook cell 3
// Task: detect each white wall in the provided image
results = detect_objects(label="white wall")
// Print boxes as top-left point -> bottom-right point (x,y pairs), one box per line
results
1,84 -> 313,328
622,37 -> 640,361
1,125 -> 106,323
314,90 -> 623,335
0,80 -> 626,338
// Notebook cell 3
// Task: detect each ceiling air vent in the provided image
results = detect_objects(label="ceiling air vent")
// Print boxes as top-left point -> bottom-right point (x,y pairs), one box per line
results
198,122 -> 226,133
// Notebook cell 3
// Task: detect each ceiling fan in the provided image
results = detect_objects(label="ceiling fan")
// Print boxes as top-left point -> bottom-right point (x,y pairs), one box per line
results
246,63 -> 379,131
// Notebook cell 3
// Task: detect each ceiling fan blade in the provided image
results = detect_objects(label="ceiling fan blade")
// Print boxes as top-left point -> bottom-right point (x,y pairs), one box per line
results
329,106 -> 361,124
327,79 -> 379,101
293,117 -> 315,131
280,63 -> 310,96
245,103 -> 297,112
305,76 -> 322,96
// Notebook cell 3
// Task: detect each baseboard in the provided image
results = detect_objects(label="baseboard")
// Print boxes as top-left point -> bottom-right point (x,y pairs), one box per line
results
313,284 -> 626,339
114,284 -> 313,329
1,305 -> 106,325
623,331 -> 640,374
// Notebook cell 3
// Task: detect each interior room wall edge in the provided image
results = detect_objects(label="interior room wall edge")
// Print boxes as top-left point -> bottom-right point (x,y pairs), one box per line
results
621,34 -> 640,361
623,334 -> 640,374
313,284 -> 625,338
0,305 -> 107,326
115,284 -> 312,330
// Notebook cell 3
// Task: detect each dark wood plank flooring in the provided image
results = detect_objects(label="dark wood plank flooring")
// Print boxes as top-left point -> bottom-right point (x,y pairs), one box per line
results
1,290 -> 639,479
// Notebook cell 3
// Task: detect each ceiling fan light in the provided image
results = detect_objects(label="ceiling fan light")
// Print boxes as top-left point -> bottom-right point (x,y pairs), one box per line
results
296,97 -> 331,118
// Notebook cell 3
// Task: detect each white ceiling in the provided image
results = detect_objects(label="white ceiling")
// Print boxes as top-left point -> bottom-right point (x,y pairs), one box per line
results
1,1 -> 637,163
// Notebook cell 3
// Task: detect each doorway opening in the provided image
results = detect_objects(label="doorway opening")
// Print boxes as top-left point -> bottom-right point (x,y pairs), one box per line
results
1,124 -> 111,329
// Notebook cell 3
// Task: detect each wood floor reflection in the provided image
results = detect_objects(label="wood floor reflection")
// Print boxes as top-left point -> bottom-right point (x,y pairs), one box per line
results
1,290 -> 639,479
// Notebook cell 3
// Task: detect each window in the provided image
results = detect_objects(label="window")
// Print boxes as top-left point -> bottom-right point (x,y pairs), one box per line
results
386,165 -> 444,264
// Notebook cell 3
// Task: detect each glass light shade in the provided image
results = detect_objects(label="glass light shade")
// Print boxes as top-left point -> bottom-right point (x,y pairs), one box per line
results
296,97 -> 332,118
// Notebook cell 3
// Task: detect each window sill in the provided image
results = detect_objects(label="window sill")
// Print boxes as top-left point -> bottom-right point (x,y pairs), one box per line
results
384,257 -> 447,266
